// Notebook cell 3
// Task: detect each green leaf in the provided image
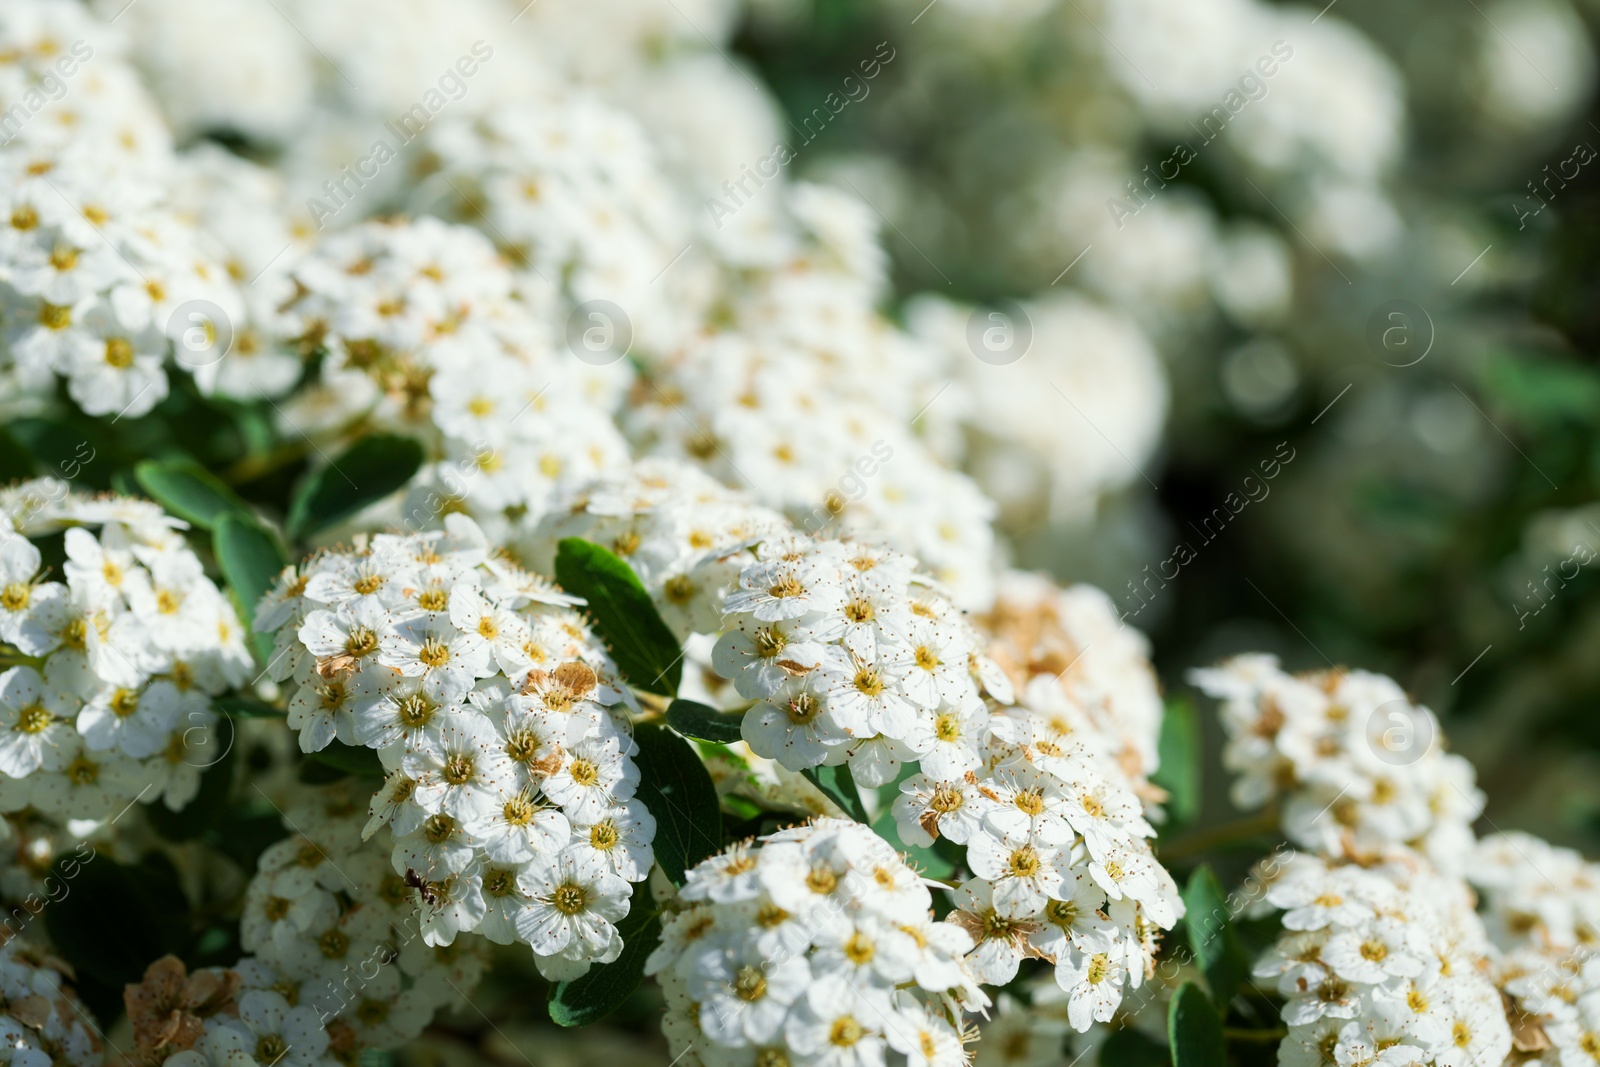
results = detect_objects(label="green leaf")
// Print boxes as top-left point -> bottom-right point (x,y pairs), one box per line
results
305,741 -> 385,780
1168,982 -> 1226,1067
146,739 -> 236,842
554,538 -> 683,696
45,852 -> 188,993
666,699 -> 745,743
286,433 -> 424,540
633,723 -> 721,884
548,903 -> 662,1027
1183,865 -> 1250,1008
1100,1027 -> 1172,1067
213,513 -> 290,659
134,458 -> 251,529
1481,352 -> 1600,428
802,763 -> 870,823
0,427 -> 35,482
1153,699 -> 1201,827
9,416 -> 116,490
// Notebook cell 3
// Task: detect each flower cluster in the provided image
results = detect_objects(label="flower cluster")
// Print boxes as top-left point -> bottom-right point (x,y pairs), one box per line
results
711,531 -> 1010,788
524,458 -> 790,642
1191,655 -> 1483,870
0,935 -> 101,1066
1468,831 -> 1600,1062
976,571 -> 1165,793
0,0 -> 248,420
620,183 -> 1001,610
139,783 -> 490,1066
273,215 -> 631,543
414,95 -> 702,355
256,515 -> 654,977
646,817 -> 988,1067
1252,848 -> 1511,1067
900,696 -> 1183,1031
0,479 -> 249,820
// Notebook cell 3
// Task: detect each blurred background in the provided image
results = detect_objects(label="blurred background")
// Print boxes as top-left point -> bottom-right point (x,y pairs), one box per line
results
719,0 -> 1600,856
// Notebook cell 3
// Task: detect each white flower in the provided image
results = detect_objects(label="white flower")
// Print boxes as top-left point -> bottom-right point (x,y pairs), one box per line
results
741,677 -> 854,769
542,733 -> 636,824
0,667 -> 77,776
216,990 -> 331,1067
517,852 -> 630,963
404,712 -> 516,823
968,828 -> 1065,920
1054,942 -> 1126,1030
61,303 -> 169,418
784,977 -> 890,1067
693,948 -> 811,1046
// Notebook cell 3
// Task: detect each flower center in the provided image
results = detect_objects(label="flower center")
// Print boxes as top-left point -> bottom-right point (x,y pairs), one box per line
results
0,583 -> 30,612
552,883 -> 587,915
418,638 -> 451,668
1086,954 -> 1109,985
843,932 -> 875,965
395,693 -> 436,729
319,929 -> 350,958
104,338 -> 135,368
109,689 -> 140,718
853,668 -> 883,697
934,714 -> 960,742
768,575 -> 803,599
844,599 -> 874,623
786,693 -> 821,725
568,758 -> 599,786
16,704 -> 52,734
344,626 -> 378,657
828,1018 -> 865,1047
589,821 -> 618,850
1008,846 -> 1041,878
442,754 -> 475,786
66,755 -> 98,785
734,965 -> 768,1002
753,627 -> 786,658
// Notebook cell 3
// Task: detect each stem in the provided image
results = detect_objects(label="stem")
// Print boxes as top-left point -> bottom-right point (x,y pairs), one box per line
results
1156,808 -> 1281,863
222,442 -> 313,486
1225,1027 -> 1288,1042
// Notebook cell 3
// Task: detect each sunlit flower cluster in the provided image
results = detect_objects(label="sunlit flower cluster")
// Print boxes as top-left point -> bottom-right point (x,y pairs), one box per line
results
646,817 -> 989,1067
1192,654 -> 1483,870
711,531 -> 1010,788
271,215 -> 632,543
1251,847 -> 1510,1067
901,695 -> 1183,1031
975,571 -> 1165,793
256,515 -> 654,978
0,0 -> 249,420
0,479 -> 249,820
150,784 -> 490,1066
